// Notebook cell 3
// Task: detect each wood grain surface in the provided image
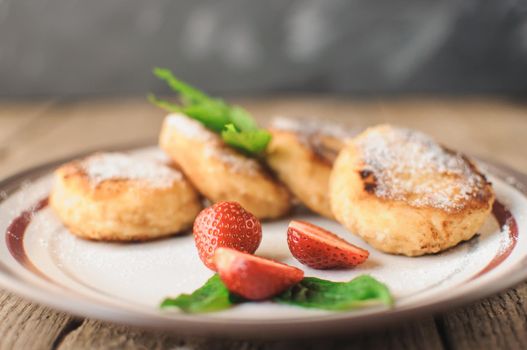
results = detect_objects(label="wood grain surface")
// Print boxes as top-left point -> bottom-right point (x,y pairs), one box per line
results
0,97 -> 526,350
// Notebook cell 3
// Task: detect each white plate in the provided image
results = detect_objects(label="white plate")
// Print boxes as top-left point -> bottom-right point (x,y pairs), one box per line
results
1,146 -> 527,338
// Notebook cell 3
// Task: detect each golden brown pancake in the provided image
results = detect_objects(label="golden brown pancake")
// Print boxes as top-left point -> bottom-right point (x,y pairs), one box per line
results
330,125 -> 494,256
50,152 -> 202,241
159,113 -> 291,219
265,117 -> 352,218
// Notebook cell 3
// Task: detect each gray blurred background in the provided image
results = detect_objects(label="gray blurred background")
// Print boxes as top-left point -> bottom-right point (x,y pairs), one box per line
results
1,0 -> 527,97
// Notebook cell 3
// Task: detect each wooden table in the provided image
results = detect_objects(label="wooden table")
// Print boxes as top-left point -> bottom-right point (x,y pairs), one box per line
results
1,97 -> 526,350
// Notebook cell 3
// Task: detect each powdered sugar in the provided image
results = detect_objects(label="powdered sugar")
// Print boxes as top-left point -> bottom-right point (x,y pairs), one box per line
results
166,113 -> 261,174
356,126 -> 490,211
271,117 -> 357,163
82,152 -> 182,188
204,144 -> 261,175
165,113 -> 214,141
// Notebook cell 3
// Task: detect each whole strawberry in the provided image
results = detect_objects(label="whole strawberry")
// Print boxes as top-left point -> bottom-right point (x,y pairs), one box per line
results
193,201 -> 262,270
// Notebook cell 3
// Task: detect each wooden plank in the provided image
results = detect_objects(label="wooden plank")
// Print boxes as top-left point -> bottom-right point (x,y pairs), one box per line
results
0,291 -> 79,350
0,98 -> 163,179
1,97 -> 526,178
437,282 -> 527,350
0,100 -> 56,142
57,317 -> 444,350
0,100 -> 57,170
339,318 -> 444,350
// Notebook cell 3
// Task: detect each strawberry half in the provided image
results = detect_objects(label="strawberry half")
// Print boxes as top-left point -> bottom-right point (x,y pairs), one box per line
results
214,247 -> 304,300
193,201 -> 262,270
287,220 -> 369,269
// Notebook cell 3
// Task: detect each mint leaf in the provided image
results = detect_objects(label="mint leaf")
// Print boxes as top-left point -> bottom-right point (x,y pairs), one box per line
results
149,68 -> 271,155
274,275 -> 393,311
228,106 -> 259,131
147,94 -> 181,113
153,67 -> 212,105
182,104 -> 230,132
160,275 -> 238,313
221,124 -> 272,155
160,274 -> 393,314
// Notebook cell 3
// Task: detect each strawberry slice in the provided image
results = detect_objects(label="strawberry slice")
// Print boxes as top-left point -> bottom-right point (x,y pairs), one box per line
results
287,220 -> 369,269
214,247 -> 304,300
193,201 -> 262,270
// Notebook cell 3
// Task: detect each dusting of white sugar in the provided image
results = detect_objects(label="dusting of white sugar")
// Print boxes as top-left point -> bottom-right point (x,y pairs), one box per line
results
166,113 -> 260,174
356,125 -> 490,211
271,117 -> 358,163
165,113 -> 214,141
204,144 -> 260,175
82,152 -> 182,188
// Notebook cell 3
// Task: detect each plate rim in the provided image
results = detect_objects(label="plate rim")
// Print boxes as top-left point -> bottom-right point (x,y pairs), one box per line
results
1,145 -> 527,338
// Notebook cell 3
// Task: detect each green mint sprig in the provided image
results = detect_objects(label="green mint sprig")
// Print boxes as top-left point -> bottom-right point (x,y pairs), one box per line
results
149,68 -> 270,155
160,275 -> 241,313
160,274 -> 393,313
274,275 -> 393,310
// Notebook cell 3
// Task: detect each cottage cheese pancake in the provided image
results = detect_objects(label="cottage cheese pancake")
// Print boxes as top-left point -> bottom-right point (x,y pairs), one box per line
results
159,113 -> 291,220
330,125 -> 494,256
50,152 -> 202,241
266,117 -> 354,218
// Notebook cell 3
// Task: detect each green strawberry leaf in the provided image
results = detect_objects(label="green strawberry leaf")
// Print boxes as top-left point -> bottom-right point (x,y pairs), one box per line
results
274,275 -> 393,310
